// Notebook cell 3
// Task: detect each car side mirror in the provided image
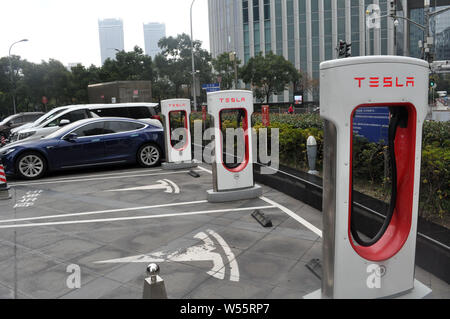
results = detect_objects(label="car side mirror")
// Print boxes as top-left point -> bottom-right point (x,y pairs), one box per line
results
63,133 -> 78,141
59,119 -> 70,127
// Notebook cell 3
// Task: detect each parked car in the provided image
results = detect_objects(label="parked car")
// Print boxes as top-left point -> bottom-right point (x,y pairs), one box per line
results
0,117 -> 165,180
9,103 -> 160,143
9,106 -> 72,140
0,112 -> 44,141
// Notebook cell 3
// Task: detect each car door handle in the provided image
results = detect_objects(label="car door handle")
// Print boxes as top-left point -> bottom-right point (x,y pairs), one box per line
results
91,138 -> 101,142
130,134 -> 139,137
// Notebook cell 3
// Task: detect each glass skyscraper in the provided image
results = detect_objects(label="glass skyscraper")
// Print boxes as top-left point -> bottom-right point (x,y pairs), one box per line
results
143,22 -> 166,59
98,18 -> 125,65
208,0 -> 450,102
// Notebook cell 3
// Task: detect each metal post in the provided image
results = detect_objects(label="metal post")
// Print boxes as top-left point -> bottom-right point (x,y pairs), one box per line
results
234,52 -> 238,89
424,0 -> 430,61
190,0 -> 197,112
8,39 -> 28,115
142,263 -> 168,299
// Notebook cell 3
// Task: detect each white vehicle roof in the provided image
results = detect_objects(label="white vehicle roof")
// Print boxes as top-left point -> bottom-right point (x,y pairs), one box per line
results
15,103 -> 160,135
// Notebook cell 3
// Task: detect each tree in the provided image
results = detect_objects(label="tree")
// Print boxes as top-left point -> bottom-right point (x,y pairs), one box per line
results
240,52 -> 300,103
298,70 -> 320,100
156,33 -> 212,100
68,64 -> 101,104
99,46 -> 153,82
212,52 -> 241,90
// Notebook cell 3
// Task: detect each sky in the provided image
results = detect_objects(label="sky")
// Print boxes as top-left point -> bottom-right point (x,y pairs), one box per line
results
0,0 -> 210,67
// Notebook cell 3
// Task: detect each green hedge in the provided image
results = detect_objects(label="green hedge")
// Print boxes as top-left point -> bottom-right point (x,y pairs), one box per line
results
189,112 -> 448,223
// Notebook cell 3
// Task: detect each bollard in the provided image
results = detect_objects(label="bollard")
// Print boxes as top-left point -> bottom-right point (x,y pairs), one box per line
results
0,162 -> 11,200
142,263 -> 168,299
307,136 -> 319,176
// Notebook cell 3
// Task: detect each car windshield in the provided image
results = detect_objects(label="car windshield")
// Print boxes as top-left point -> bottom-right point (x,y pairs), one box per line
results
44,120 -> 96,139
0,115 -> 16,126
33,108 -> 68,126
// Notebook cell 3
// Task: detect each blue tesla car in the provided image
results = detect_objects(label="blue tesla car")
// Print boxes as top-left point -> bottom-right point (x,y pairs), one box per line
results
0,118 -> 165,180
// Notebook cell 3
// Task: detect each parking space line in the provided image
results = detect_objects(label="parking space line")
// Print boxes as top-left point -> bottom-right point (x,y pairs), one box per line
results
10,170 -> 201,187
198,164 -> 323,237
8,169 -> 162,186
197,166 -> 213,174
0,205 -> 276,229
260,196 -> 323,238
0,200 -> 208,224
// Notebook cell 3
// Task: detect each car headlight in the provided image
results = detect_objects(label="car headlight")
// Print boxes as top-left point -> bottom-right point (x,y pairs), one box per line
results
18,131 -> 36,140
0,148 -> 15,156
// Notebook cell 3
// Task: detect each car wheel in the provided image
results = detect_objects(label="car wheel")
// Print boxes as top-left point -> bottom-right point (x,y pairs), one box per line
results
16,152 -> 47,180
137,144 -> 162,168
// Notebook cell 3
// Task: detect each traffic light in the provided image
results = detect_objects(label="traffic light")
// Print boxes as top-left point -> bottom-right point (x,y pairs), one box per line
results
430,77 -> 437,89
345,43 -> 352,57
338,40 -> 346,58
338,40 -> 352,58
388,0 -> 396,16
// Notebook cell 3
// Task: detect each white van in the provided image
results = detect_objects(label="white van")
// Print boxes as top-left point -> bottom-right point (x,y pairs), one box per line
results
10,103 -> 160,143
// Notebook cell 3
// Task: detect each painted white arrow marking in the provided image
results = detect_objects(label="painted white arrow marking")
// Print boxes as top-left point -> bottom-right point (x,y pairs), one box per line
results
106,179 -> 180,194
94,229 -> 239,282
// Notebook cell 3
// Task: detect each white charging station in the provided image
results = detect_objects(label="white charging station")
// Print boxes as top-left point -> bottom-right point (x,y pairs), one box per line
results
305,56 -> 432,299
161,98 -> 197,170
206,90 -> 262,203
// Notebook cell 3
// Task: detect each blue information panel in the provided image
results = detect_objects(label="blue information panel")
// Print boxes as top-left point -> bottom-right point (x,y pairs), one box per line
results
202,83 -> 220,93
353,107 -> 390,144
206,87 -> 220,93
202,83 -> 220,89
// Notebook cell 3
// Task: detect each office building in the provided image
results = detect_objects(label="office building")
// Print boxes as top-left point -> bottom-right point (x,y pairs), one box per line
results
208,0 -> 450,102
144,22 -> 166,58
98,18 -> 125,65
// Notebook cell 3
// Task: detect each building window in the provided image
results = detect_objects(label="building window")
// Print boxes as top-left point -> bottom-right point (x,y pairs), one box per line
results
287,0 -> 295,63
253,0 -> 259,21
243,0 -> 249,23
275,0 -> 283,55
324,0 -> 333,60
254,21 -> 261,55
351,0 -> 360,57
299,0 -> 307,72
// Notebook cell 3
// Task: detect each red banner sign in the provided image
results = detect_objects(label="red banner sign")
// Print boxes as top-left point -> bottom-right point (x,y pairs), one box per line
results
262,105 -> 270,127
202,105 -> 207,121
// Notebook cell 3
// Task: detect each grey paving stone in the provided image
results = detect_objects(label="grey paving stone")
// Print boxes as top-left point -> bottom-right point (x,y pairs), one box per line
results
10,263 -> 98,299
275,261 -> 322,293
185,277 -> 275,299
247,232 -> 316,261
39,238 -> 103,261
60,276 -> 123,299
233,251 -> 298,286
265,286 -> 309,299
100,284 -> 142,299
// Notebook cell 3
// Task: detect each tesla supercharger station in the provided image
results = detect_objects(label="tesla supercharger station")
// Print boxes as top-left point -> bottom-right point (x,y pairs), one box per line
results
206,90 -> 262,203
305,56 -> 432,299
161,99 -> 197,170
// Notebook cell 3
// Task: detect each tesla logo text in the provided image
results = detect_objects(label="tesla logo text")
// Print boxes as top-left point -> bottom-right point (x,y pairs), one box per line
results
219,98 -> 246,103
354,77 -> 415,88
169,104 -> 186,108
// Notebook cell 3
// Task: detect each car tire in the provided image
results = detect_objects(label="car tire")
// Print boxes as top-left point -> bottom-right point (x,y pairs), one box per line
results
137,143 -> 162,168
15,152 -> 47,180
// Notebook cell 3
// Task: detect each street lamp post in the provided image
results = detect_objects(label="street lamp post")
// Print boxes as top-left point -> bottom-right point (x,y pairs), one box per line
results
385,0 -> 450,63
190,0 -> 197,111
8,39 -> 28,115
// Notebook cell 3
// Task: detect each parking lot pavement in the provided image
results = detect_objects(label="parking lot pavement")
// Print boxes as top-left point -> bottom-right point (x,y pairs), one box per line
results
0,165 -> 446,299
